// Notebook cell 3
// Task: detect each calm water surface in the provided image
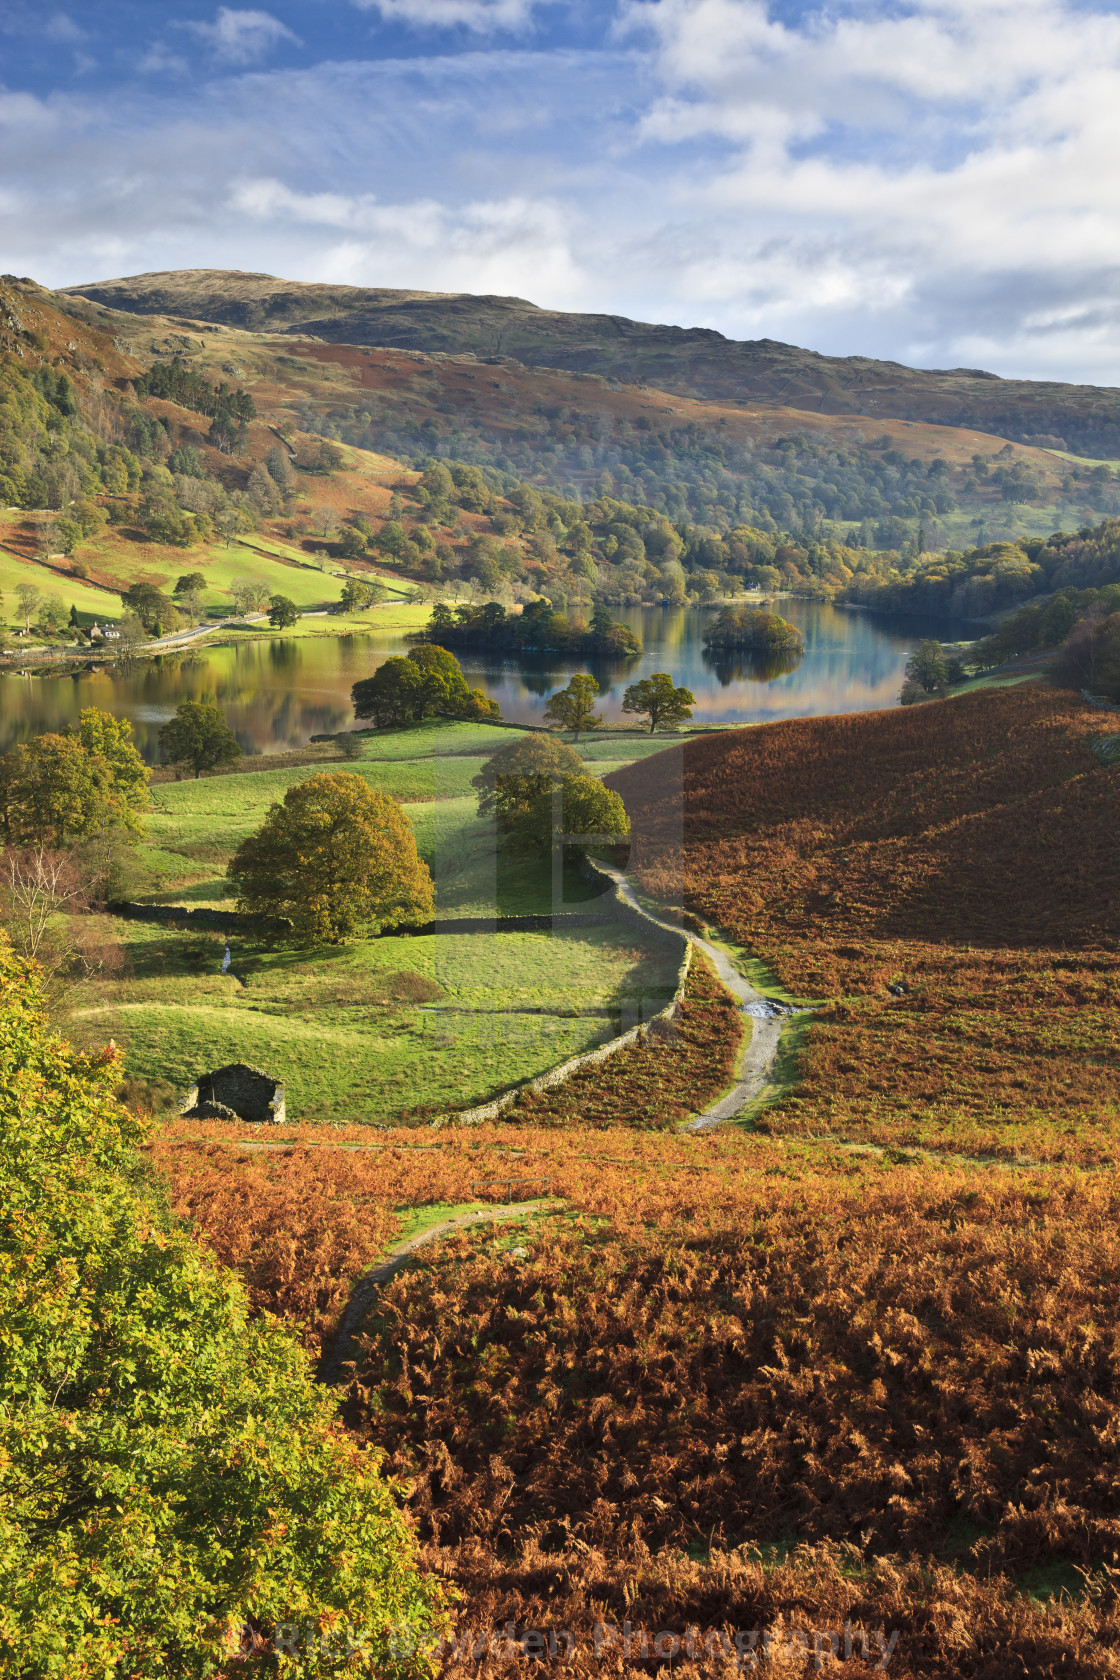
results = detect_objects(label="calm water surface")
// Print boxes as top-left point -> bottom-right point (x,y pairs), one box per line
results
0,600 -> 952,761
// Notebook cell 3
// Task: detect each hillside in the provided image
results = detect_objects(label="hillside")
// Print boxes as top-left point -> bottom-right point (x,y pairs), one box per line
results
134,682 -> 1120,1675
10,267 -> 1120,690
0,275 -> 449,676
32,275 -> 1116,558
62,267 -> 1120,459
605,685 -> 1120,1164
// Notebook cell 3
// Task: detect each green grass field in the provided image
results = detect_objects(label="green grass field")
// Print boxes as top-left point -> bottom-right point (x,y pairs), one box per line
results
0,547 -> 121,620
0,512 -> 424,637
195,601 -> 431,642
78,718 -> 680,1122
141,721 -> 615,907
72,919 -> 678,1123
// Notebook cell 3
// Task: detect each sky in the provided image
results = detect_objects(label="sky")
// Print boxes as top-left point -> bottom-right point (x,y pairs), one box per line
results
5,0 -> 1120,385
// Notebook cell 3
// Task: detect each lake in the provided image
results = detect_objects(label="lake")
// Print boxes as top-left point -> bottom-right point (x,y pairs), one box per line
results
0,598 -> 947,761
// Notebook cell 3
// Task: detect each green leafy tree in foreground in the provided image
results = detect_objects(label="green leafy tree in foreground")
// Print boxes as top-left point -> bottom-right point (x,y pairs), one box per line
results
268,593 -> 301,629
506,772 -> 629,857
621,672 -> 696,733
543,673 -> 603,740
0,711 -> 149,846
158,701 -> 242,780
0,936 -> 444,1676
228,771 -> 435,943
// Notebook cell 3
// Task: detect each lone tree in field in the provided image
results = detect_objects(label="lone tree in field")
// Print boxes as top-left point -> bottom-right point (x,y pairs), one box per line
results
158,701 -> 242,779
621,673 -> 695,734
229,576 -> 270,615
472,734 -> 584,832
228,771 -> 435,944
543,673 -> 603,740
15,583 -> 42,632
905,640 -> 950,694
339,577 -> 387,613
267,594 -> 301,629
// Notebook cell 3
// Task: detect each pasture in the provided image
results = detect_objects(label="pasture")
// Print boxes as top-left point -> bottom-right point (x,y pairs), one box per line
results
78,718 -> 682,1121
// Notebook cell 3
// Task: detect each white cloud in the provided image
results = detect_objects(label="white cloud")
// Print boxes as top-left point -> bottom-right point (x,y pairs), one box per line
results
185,7 -> 301,64
229,176 -> 588,301
44,14 -> 87,45
11,5 -> 1120,385
608,0 -> 1120,376
137,44 -> 190,75
350,0 -> 539,29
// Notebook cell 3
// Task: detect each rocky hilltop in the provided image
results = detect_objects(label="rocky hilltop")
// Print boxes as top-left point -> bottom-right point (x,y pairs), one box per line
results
63,267 -> 1120,457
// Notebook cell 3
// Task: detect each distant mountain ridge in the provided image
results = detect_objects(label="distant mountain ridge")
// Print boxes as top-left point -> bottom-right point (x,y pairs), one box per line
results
61,268 -> 1120,458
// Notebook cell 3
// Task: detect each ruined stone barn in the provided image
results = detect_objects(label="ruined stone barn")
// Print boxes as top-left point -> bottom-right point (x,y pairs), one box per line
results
180,1063 -> 285,1124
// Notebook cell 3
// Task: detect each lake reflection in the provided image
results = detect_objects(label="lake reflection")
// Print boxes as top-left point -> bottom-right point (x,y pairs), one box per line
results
0,599 -> 936,761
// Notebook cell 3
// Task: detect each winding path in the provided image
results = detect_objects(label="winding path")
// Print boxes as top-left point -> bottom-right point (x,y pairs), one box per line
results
312,870 -> 800,1384
593,864 -> 794,1130
319,1199 -> 557,1384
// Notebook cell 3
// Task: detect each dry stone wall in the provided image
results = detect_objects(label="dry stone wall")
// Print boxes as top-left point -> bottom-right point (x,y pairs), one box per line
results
455,860 -> 692,1125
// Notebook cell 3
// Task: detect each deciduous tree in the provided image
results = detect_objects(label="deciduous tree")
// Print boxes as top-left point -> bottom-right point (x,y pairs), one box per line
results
351,646 -> 499,729
120,582 -> 175,632
228,771 -> 435,943
472,734 -> 584,827
0,938 -> 444,1671
267,594 -> 301,629
621,673 -> 695,733
1053,609 -> 1120,701
158,701 -> 242,779
0,735 -> 115,846
339,577 -> 386,613
229,576 -> 270,615
74,707 -> 150,831
905,639 -> 950,694
1,845 -> 89,962
543,673 -> 603,740
506,772 -> 629,857
15,582 -> 42,632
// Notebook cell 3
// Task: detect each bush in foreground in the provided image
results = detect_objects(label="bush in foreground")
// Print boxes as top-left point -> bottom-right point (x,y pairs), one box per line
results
0,937 -> 443,1677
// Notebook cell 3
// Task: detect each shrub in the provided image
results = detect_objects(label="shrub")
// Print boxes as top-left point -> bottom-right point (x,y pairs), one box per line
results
0,936 -> 443,1676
